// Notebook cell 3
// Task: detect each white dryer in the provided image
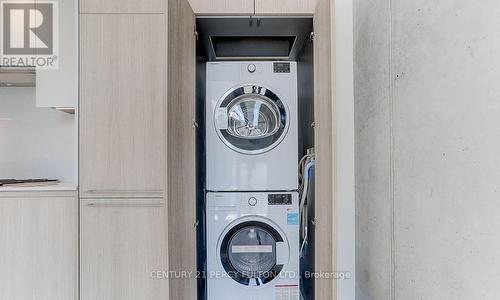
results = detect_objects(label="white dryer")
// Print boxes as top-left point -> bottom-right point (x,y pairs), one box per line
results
206,61 -> 298,191
206,192 -> 300,300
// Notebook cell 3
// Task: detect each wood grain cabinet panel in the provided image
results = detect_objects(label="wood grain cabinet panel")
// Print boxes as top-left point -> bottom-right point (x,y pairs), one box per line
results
80,0 -> 164,14
187,0 -> 253,14
313,0 -> 336,298
0,192 -> 78,300
80,199 -> 169,300
79,14 -> 166,197
255,0 -> 317,14
167,0 -> 197,299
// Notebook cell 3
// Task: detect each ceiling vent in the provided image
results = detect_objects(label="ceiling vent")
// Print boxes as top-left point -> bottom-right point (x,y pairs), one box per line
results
210,36 -> 296,60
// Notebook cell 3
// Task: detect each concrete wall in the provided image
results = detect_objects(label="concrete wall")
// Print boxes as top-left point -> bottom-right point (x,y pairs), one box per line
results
354,0 -> 392,298
355,0 -> 500,299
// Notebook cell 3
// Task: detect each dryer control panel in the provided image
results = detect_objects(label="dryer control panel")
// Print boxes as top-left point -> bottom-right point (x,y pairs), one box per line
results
268,193 -> 292,205
273,62 -> 291,73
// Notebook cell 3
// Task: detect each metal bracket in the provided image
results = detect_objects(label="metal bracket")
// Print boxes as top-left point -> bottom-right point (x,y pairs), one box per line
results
311,217 -> 317,226
194,220 -> 199,228
310,32 -> 315,42
192,118 -> 199,129
194,29 -> 199,41
248,15 -> 261,27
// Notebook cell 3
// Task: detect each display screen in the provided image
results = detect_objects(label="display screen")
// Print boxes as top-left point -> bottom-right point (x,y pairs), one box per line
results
273,62 -> 291,73
268,194 -> 292,205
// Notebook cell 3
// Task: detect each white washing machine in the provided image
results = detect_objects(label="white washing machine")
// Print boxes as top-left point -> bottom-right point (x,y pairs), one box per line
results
206,192 -> 300,300
206,61 -> 298,191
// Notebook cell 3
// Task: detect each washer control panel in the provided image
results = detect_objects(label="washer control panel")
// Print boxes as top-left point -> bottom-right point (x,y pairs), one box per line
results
268,194 -> 292,205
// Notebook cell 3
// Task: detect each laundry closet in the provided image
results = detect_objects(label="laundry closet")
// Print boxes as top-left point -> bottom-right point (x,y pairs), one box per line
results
77,0 -> 335,299
194,16 -> 313,300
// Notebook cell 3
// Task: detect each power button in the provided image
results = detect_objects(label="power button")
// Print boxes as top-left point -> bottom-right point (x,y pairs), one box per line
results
248,197 -> 257,206
247,64 -> 256,73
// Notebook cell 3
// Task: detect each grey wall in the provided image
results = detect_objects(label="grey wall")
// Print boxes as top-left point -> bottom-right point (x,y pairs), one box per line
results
355,0 -> 500,299
335,0 -> 355,299
354,0 -> 392,299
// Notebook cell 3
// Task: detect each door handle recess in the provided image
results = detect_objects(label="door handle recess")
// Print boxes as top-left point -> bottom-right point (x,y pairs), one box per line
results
81,199 -> 164,207
82,189 -> 163,199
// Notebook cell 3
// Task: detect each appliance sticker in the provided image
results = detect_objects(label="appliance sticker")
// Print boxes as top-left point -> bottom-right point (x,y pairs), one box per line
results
214,107 -> 228,129
287,213 -> 299,225
275,284 -> 299,299
231,245 -> 273,253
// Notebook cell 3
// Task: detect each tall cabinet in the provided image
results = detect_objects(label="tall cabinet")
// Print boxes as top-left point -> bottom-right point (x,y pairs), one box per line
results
79,0 -> 170,299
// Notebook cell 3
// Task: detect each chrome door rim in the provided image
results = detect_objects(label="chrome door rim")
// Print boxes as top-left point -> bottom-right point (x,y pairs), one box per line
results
217,216 -> 290,286
226,94 -> 281,139
214,84 -> 290,155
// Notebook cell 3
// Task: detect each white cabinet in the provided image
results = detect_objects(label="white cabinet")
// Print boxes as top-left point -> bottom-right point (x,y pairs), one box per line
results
80,199 -> 168,300
0,191 -> 78,300
188,0 -> 253,14
36,0 -> 78,108
255,0 -> 316,14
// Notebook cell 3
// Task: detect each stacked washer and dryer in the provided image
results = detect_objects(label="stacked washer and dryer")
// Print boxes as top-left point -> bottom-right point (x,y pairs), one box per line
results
206,61 -> 300,300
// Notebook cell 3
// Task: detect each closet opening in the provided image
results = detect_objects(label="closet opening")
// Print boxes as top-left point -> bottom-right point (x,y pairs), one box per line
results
195,16 -> 315,300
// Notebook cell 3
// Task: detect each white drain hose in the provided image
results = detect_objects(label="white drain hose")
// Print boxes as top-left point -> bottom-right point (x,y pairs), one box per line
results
299,153 -> 315,256
300,160 -> 315,215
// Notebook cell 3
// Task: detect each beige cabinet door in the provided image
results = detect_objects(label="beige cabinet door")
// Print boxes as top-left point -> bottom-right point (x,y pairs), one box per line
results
0,192 -> 78,300
167,0 -> 197,299
313,0 -> 336,298
80,0 -> 164,13
187,0 -> 254,14
80,199 -> 169,300
79,14 -> 166,198
255,0 -> 316,14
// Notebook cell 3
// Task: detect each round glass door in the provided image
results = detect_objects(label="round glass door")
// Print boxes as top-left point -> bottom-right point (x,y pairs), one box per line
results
215,85 -> 289,154
220,221 -> 286,286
